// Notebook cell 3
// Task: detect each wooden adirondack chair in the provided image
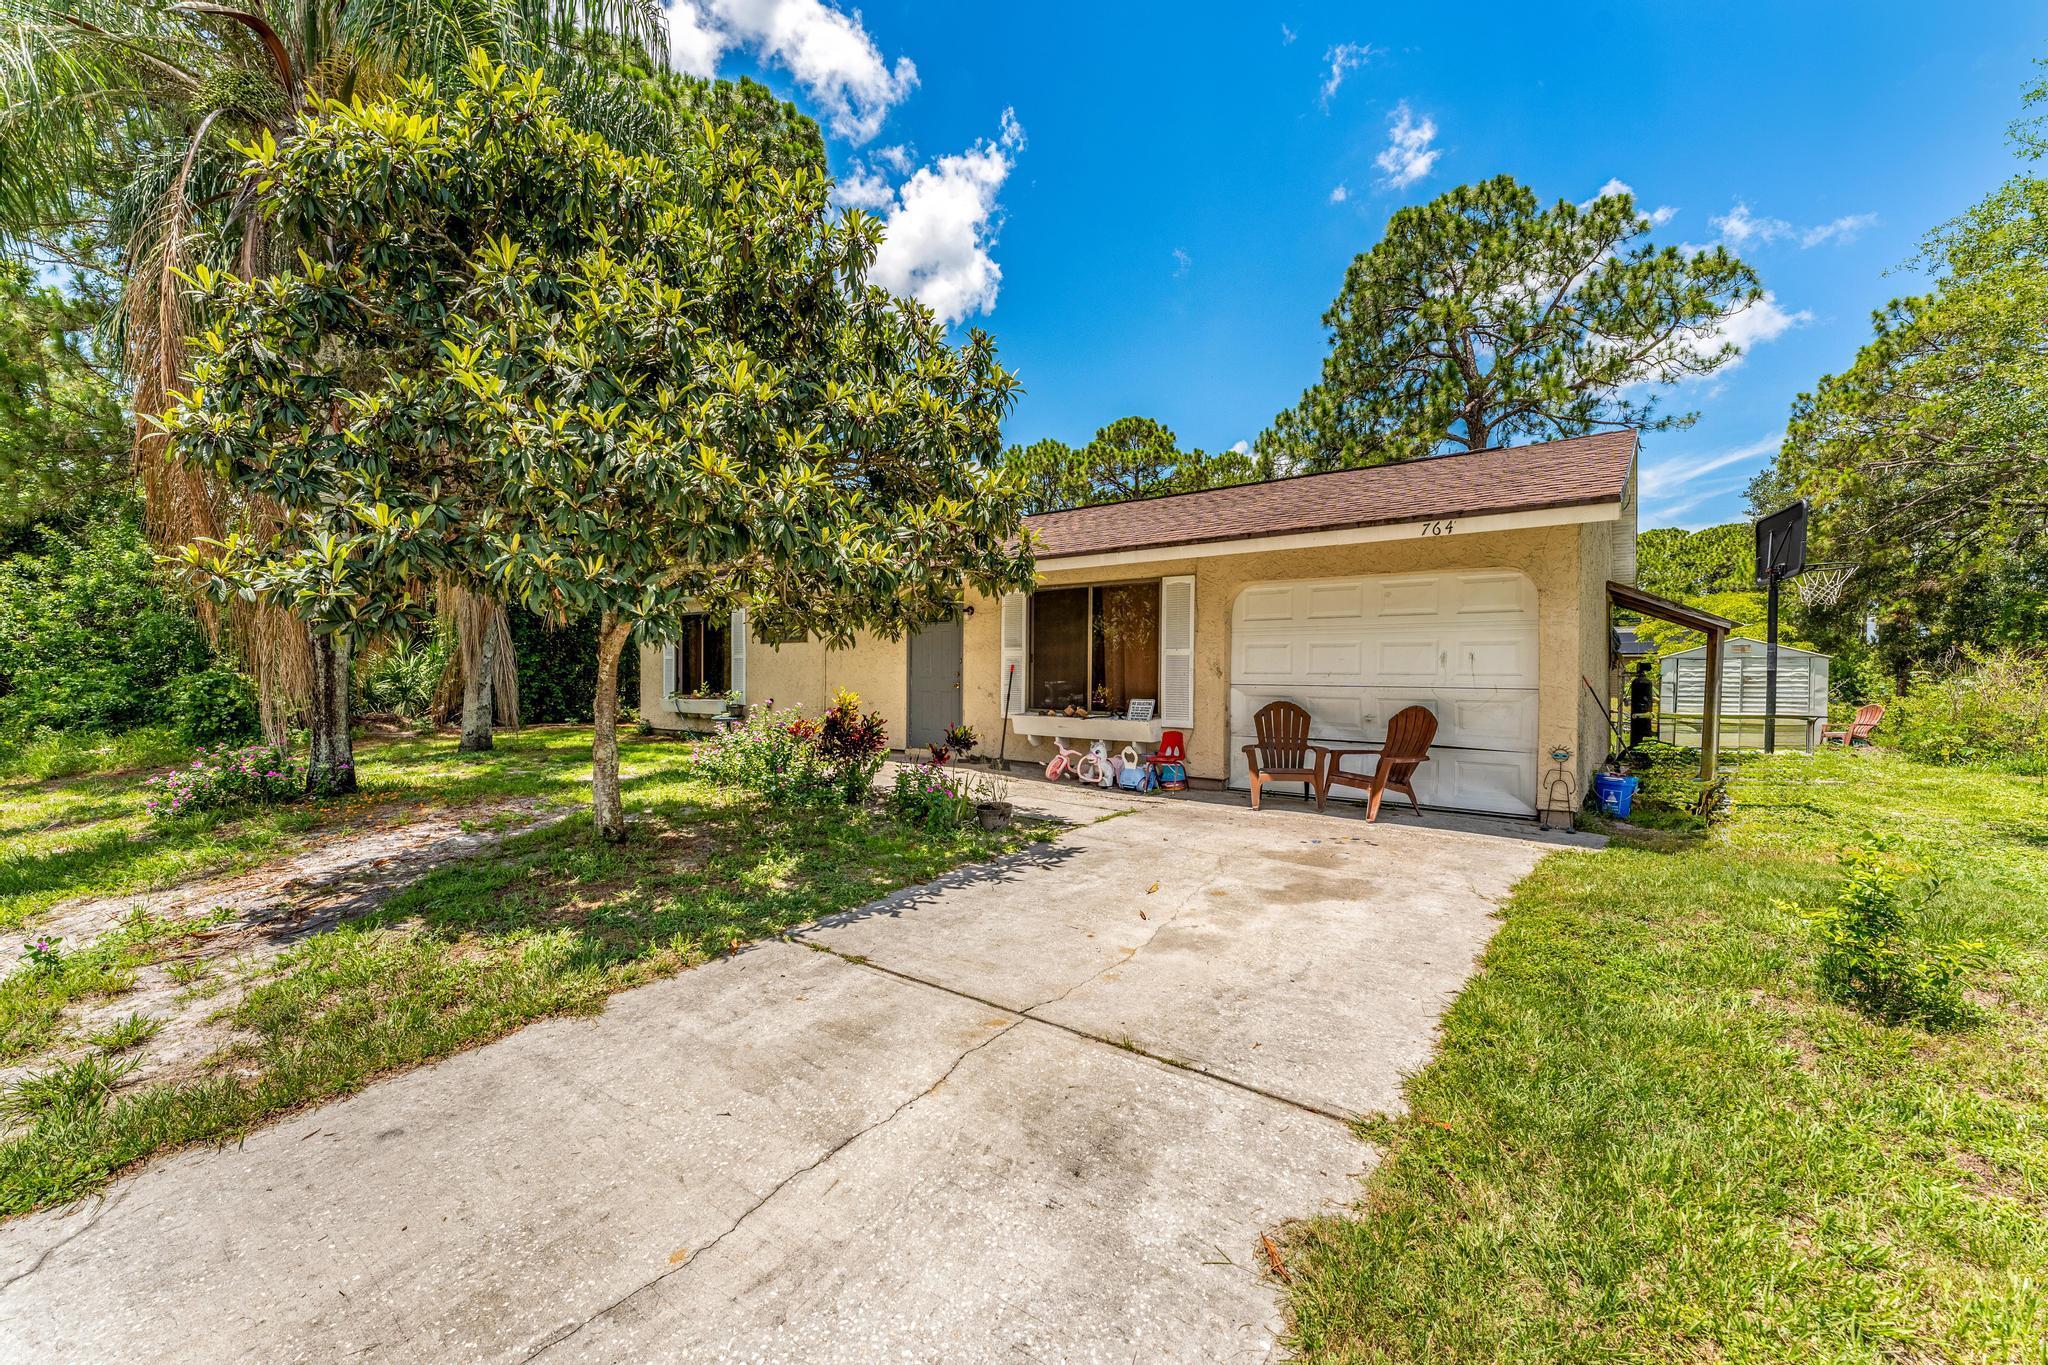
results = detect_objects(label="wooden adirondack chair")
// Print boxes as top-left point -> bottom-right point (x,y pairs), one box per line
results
1243,701 -> 1322,810
1822,703 -> 1885,746
1314,705 -> 1439,821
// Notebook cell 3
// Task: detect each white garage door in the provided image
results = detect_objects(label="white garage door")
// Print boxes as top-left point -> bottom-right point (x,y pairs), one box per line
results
1228,571 -> 1540,817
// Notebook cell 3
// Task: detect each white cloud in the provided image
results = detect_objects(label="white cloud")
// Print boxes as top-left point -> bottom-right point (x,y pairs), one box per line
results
833,162 -> 895,210
1171,247 -> 1192,278
1711,201 -> 1876,250
1374,102 -> 1439,189
1798,212 -> 1878,247
1646,291 -> 1811,381
1280,22 -> 1297,45
665,0 -> 918,143
1640,432 -> 1782,500
1712,201 -> 1792,247
1229,439 -> 1250,455
864,109 -> 1025,324
1589,177 -> 1676,227
1328,182 -> 1349,204
872,143 -> 917,175
1320,43 -> 1372,106
666,1 -> 725,75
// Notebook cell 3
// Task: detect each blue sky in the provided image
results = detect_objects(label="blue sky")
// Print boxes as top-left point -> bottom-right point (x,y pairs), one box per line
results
668,2 -> 2045,530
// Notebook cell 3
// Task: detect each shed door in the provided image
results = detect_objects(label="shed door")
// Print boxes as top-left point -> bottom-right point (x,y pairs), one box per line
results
1228,572 -> 1540,816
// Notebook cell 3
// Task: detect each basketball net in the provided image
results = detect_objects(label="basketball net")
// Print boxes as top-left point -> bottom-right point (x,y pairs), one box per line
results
1794,563 -> 1856,608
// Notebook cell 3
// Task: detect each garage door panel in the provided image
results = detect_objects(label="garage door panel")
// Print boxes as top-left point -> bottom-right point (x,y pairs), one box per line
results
1304,640 -> 1364,677
1304,583 -> 1368,620
1230,571 -> 1540,817
1237,638 -> 1296,680
1372,577 -> 1442,618
1445,631 -> 1536,686
1452,572 -> 1535,617
1230,687 -> 1373,740
1238,585 -> 1297,623
1371,637 -> 1441,685
1443,693 -> 1539,748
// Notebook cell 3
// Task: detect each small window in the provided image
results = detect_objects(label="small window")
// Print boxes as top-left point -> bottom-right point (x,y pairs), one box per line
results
673,613 -> 731,695
1026,581 -> 1161,714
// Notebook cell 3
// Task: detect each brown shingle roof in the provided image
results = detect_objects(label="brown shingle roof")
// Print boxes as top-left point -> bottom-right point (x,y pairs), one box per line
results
1023,429 -> 1639,560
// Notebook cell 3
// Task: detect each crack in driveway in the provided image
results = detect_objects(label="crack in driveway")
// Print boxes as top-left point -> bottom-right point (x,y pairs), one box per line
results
518,1013 -> 1028,1362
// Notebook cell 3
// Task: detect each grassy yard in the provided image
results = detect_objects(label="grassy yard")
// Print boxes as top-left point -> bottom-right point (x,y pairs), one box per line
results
1287,747 -> 2048,1362
0,728 -> 1032,1216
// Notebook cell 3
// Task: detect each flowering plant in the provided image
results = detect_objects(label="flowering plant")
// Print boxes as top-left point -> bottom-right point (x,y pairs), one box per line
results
21,935 -> 62,971
889,760 -> 971,831
690,691 -> 889,806
142,743 -> 306,819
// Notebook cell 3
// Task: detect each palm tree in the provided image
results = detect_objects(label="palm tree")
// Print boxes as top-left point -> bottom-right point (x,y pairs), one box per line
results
0,0 -> 660,781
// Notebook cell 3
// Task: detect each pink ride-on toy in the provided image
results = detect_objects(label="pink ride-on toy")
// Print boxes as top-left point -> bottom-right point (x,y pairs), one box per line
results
1044,737 -> 1084,781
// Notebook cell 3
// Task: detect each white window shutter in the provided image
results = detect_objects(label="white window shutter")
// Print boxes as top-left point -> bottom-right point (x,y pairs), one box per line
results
1159,575 -> 1196,726
661,642 -> 678,712
729,608 -> 747,698
999,592 -> 1028,715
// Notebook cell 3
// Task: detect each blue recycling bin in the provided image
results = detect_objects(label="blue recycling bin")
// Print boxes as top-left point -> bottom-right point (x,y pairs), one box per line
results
1594,772 -> 1639,819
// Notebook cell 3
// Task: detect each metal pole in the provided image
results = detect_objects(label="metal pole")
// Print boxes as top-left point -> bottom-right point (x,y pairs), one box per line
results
1764,574 -> 1780,754
1700,628 -> 1722,782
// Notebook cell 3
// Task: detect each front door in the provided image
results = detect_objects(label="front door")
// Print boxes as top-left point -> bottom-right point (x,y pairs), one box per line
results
906,617 -> 964,752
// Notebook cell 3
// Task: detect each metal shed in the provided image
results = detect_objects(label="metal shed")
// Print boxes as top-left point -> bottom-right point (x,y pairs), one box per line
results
1659,638 -> 1831,752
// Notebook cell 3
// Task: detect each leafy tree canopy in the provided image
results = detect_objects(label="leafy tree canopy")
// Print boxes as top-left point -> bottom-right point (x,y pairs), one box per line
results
166,56 -> 1035,834
1759,67 -> 2048,682
1002,416 -> 1268,514
1635,523 -> 1753,601
0,258 -> 128,538
1260,175 -> 1764,472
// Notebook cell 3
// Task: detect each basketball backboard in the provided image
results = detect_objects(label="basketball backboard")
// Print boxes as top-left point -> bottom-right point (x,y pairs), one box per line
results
1754,500 -> 1808,585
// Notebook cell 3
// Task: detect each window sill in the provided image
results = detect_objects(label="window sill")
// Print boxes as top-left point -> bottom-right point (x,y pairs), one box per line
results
1007,713 -> 1172,743
668,696 -> 737,716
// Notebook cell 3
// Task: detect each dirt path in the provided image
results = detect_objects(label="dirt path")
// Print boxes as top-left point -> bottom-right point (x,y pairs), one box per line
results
3,799 -> 571,1107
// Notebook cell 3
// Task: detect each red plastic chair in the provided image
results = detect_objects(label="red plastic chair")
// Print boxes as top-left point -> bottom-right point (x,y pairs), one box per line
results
1148,730 -> 1188,791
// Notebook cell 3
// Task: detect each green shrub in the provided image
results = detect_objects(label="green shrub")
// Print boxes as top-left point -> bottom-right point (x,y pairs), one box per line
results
0,512 -> 209,735
689,691 -> 889,807
1889,649 -> 2048,773
0,724 -> 189,781
142,743 -> 305,819
509,610 -> 639,722
888,760 -> 974,831
170,668 -> 259,744
354,632 -> 447,721
1799,846 -> 1982,1029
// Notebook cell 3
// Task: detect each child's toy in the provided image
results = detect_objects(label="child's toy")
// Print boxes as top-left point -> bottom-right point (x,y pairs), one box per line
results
1044,737 -> 1083,781
1115,743 -> 1155,792
1149,729 -> 1188,791
1074,739 -> 1114,788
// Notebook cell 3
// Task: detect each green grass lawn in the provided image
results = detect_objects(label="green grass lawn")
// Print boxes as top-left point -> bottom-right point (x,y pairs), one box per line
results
0,728 -> 1032,1216
1287,747 -> 2048,1362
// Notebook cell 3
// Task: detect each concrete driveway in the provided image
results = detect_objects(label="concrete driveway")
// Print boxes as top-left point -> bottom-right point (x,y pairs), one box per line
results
0,777 -> 1590,1364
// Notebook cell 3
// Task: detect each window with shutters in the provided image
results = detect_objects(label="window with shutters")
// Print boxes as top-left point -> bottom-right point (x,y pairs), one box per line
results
670,613 -> 731,696
1023,580 -> 1161,714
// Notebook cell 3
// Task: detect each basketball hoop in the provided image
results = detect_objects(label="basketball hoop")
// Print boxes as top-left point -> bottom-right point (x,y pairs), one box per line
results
1794,562 -> 1857,609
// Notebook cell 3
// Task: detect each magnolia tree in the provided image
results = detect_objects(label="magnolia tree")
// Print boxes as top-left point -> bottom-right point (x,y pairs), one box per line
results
168,56 -> 1034,834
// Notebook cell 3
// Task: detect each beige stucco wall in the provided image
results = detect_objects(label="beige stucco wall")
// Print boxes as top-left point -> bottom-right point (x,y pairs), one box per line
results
637,630 -> 910,748
962,523 -> 1613,810
641,520 -> 1618,812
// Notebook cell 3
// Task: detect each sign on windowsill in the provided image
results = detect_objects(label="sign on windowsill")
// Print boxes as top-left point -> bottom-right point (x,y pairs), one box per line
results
1126,699 -> 1156,722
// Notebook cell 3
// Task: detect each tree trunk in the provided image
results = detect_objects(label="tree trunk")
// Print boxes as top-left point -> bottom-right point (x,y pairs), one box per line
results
306,633 -> 357,795
591,612 -> 633,843
458,619 -> 496,752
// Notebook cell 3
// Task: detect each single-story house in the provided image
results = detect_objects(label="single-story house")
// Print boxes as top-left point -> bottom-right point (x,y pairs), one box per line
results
641,429 -> 1653,823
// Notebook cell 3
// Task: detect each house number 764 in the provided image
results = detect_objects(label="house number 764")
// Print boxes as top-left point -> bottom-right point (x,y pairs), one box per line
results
1421,519 -> 1456,536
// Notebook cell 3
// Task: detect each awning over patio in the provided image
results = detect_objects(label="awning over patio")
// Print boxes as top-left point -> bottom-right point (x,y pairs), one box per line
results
1607,581 -> 1738,781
